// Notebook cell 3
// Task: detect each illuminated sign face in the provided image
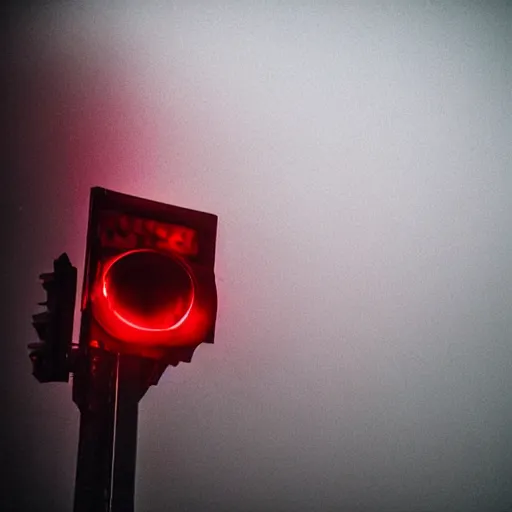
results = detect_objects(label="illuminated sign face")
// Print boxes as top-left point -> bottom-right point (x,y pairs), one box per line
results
82,188 -> 218,361
98,211 -> 199,256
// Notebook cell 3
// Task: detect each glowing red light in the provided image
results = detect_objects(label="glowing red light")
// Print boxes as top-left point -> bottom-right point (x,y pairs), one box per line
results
99,249 -> 194,333
83,187 -> 218,358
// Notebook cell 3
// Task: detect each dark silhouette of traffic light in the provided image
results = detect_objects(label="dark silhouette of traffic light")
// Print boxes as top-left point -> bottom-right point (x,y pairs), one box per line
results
79,187 -> 218,366
29,253 -> 77,383
28,187 -> 219,511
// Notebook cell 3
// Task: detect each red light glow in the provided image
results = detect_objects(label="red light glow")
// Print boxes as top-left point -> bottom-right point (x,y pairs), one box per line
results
94,249 -> 195,340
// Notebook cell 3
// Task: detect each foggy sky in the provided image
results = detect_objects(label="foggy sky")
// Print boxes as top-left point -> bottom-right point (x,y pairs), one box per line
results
3,2 -> 512,511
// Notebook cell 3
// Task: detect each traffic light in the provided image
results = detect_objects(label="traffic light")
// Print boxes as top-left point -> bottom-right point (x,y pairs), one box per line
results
27,188 -> 219,511
29,253 -> 77,383
79,187 -> 218,365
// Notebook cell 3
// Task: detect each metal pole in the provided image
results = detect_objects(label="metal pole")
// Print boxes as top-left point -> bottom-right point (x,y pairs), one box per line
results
73,350 -> 145,512
109,354 -> 143,512
73,348 -> 117,512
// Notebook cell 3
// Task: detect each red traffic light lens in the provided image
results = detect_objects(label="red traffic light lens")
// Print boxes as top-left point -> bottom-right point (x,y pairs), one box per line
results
102,250 -> 194,331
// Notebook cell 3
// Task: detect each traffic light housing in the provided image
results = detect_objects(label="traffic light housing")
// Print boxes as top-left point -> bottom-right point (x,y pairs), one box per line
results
27,189 -> 219,510
29,253 -> 77,383
79,187 -> 218,365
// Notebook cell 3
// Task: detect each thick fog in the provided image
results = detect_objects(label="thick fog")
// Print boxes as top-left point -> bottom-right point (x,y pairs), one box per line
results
3,2 -> 512,511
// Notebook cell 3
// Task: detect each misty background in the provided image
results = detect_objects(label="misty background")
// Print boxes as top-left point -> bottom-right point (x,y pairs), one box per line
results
2,2 -> 512,511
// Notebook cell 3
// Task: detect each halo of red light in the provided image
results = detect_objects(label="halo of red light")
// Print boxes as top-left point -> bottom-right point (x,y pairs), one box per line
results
91,249 -> 200,346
